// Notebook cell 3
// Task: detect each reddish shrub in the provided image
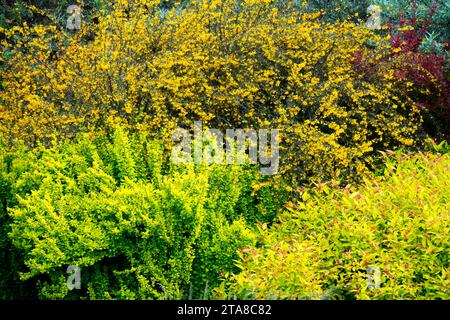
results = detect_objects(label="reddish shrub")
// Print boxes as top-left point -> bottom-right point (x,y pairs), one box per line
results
353,0 -> 450,141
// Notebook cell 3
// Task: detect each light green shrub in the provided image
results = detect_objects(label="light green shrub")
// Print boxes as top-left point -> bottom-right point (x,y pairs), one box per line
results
2,128 -> 281,299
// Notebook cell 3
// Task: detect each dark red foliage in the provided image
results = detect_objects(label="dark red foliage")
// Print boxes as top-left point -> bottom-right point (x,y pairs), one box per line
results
388,18 -> 423,52
401,52 -> 450,119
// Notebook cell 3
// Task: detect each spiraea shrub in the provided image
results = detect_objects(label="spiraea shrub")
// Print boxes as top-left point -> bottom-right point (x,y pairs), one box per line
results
220,151 -> 450,300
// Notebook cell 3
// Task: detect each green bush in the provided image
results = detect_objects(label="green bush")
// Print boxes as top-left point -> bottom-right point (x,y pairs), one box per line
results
0,137 -> 39,299
0,0 -> 107,28
297,0 -> 449,57
374,0 -> 450,44
1,128 -> 281,299
221,151 -> 450,299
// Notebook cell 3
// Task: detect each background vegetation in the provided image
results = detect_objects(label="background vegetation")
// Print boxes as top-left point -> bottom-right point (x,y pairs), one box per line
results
0,0 -> 448,300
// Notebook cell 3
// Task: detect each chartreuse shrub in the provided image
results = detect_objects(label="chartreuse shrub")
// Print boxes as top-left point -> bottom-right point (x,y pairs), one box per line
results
1,0 -> 425,189
218,152 -> 450,300
0,137 -> 39,299
0,128 -> 281,299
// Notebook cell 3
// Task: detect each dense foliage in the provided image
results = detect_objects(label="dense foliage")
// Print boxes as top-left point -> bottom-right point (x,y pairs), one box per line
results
0,128 -> 281,299
0,0 -> 427,188
223,152 -> 450,299
0,0 -> 448,300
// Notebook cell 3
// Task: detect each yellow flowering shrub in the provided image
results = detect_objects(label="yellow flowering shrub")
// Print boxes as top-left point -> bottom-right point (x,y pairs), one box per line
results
0,0 -> 422,185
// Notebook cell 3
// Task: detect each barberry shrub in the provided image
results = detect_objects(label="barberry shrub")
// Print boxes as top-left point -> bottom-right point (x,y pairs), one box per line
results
377,0 -> 449,45
351,0 -> 450,141
0,128 -> 279,299
385,5 -> 450,141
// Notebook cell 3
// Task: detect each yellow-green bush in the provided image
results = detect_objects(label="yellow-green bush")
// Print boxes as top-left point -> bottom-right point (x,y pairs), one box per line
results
0,128 -> 280,299
0,136 -> 39,299
221,152 -> 450,300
